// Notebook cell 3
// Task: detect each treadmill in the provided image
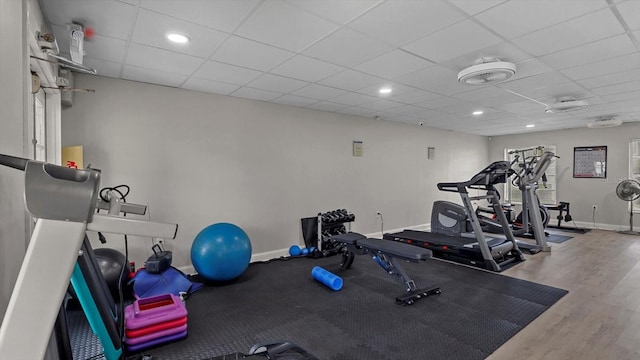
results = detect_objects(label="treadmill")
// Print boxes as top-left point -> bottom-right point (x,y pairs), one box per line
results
384,161 -> 526,272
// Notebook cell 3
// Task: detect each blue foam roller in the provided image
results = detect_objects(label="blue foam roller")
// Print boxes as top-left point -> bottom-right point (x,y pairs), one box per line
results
311,266 -> 343,291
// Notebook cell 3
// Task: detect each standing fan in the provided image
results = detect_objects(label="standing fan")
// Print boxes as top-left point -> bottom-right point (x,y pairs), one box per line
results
616,179 -> 640,235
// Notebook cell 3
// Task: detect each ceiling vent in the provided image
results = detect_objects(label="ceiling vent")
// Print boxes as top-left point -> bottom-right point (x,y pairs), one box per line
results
458,57 -> 516,86
587,118 -> 622,129
545,96 -> 589,113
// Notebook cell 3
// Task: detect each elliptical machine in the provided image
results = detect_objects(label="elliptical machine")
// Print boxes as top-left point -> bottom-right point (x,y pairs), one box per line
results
475,147 -> 555,253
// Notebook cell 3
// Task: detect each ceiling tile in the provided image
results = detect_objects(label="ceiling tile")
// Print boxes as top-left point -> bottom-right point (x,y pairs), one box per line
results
193,60 -> 263,85
512,8 -> 625,56
347,0 -> 465,46
328,92 -> 377,106
336,106 -> 377,117
354,49 -> 433,79
454,86 -> 520,102
616,0 -> 640,30
286,0 -> 380,24
539,34 -> 636,69
591,81 -> 640,97
210,36 -> 294,72
498,71 -> 570,94
389,90 -> 441,104
303,27 -> 392,67
395,65 -> 459,92
82,57 -> 122,78
448,0 -> 506,15
361,99 -> 405,111
510,58 -> 554,80
384,104 -> 429,115
576,68 -> 640,89
272,94 -> 318,107
271,55 -> 345,82
291,84 -> 348,100
356,81 -> 416,97
415,96 -> 464,109
140,0 -> 260,33
235,0 -> 339,52
247,74 -> 309,93
305,101 -> 349,112
122,65 -> 187,87
561,53 -> 640,80
125,43 -> 205,76
182,77 -> 240,95
42,0 -> 137,39
475,0 -> 607,39
317,69 -> 383,91
52,24 -> 127,63
231,87 -> 283,101
497,100 -> 546,115
402,20 -> 503,63
131,9 -> 227,58
601,90 -> 640,102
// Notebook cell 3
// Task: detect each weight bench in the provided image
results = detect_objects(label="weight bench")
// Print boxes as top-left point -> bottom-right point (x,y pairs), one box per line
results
331,232 -> 441,305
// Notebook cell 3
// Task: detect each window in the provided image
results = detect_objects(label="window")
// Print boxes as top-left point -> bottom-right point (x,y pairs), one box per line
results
630,139 -> 640,213
33,89 -> 46,161
504,145 -> 557,206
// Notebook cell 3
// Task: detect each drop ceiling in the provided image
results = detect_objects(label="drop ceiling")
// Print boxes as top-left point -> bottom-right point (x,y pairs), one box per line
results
39,0 -> 640,136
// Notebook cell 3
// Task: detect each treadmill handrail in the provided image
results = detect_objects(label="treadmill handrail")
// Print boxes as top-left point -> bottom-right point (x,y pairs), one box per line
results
0,153 -> 28,171
437,160 -> 513,194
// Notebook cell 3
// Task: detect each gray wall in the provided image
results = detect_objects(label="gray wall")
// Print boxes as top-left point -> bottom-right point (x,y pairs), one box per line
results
62,74 -> 489,268
0,0 -> 28,320
488,122 -> 640,229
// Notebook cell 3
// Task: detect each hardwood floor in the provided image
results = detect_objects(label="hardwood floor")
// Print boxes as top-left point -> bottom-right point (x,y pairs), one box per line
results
488,229 -> 640,360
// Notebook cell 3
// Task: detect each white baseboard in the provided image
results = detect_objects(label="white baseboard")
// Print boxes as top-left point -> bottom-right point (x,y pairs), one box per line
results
179,221 -> 636,276
177,248 -> 291,276
178,224 -> 431,276
571,221 -> 628,232
364,223 -> 430,238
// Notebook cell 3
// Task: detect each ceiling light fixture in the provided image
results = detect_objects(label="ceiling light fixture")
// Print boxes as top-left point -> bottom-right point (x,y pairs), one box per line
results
526,124 -> 535,128
587,118 -> 622,128
545,96 -> 589,113
472,110 -> 484,115
379,87 -> 392,95
167,33 -> 191,44
458,57 -> 516,86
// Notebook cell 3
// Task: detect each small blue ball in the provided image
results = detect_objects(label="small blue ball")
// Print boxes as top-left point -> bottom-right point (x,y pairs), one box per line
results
301,248 -> 309,255
289,245 -> 301,256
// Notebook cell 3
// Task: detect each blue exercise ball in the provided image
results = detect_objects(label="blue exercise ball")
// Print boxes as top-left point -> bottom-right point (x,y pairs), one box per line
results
191,223 -> 252,282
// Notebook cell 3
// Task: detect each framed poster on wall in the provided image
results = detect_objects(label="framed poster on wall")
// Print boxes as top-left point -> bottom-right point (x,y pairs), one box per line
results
573,146 -> 607,178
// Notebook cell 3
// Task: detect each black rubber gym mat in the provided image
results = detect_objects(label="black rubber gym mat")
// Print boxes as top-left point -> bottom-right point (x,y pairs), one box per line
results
132,255 -> 567,360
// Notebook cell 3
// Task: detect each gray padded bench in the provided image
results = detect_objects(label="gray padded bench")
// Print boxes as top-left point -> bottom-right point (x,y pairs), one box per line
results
331,232 -> 441,305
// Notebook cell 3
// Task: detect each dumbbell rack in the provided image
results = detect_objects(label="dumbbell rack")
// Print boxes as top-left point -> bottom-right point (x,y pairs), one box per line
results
317,209 -> 355,253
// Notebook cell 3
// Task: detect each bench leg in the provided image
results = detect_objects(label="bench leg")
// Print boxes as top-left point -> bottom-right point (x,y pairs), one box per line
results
375,254 -> 442,305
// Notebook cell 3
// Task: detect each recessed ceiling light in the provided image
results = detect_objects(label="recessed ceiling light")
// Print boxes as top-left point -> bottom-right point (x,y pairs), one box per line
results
526,124 -> 535,128
472,110 -> 484,116
167,33 -> 190,44
379,87 -> 392,94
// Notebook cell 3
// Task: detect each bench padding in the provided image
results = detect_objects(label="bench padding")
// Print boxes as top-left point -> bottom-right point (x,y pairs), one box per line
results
331,233 -> 432,261
357,238 -> 432,261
